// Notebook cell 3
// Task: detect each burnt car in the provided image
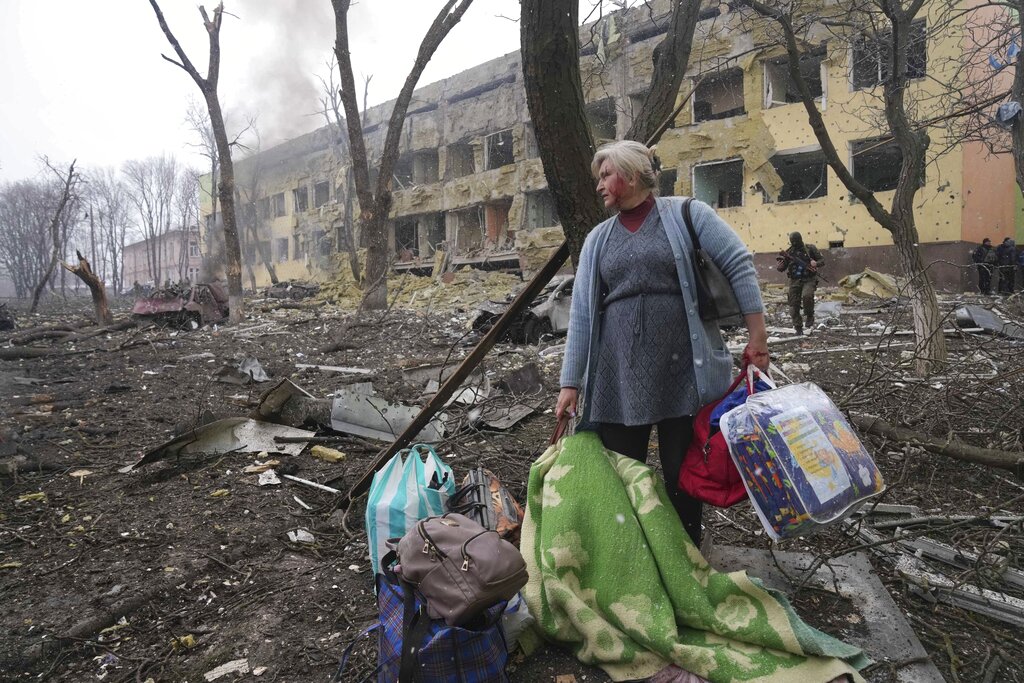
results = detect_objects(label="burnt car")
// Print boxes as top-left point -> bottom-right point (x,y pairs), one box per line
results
132,282 -> 229,327
471,275 -> 573,344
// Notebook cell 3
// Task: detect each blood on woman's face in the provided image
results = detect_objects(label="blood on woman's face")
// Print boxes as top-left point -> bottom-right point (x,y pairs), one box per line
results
596,159 -> 640,210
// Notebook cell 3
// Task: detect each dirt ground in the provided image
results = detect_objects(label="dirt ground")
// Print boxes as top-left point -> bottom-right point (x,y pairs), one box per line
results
1,284 -> 1022,683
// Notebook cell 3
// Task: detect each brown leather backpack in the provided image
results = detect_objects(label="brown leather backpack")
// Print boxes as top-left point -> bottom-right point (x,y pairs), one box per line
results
388,512 -> 527,627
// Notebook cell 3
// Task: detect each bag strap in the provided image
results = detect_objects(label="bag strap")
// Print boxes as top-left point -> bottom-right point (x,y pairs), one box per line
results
550,416 -> 572,445
332,623 -> 381,683
745,365 -> 777,394
681,198 -> 704,258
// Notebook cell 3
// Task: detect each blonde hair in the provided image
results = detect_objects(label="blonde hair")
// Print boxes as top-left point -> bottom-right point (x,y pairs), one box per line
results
591,140 -> 660,191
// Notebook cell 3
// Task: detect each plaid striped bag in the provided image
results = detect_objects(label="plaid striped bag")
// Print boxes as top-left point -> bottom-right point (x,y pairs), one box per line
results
335,553 -> 509,683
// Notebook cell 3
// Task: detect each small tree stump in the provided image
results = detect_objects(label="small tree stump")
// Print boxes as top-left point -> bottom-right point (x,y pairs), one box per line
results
62,250 -> 113,326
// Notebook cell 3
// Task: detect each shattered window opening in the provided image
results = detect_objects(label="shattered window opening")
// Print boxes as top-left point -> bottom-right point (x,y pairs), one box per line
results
829,239 -> 845,248
852,20 -> 927,90
275,237 -> 289,263
693,159 -> 744,208
485,199 -> 514,246
393,155 -> 414,188
764,48 -> 824,108
851,137 -> 915,192
693,68 -> 745,122
524,191 -> 558,230
485,130 -> 515,170
587,98 -> 617,141
314,181 -> 330,208
293,186 -> 309,213
312,229 -> 330,256
394,220 -> 419,260
658,168 -> 678,198
447,142 -> 476,178
766,150 -> 828,203
271,193 -> 286,218
188,241 -> 200,258
412,149 -> 440,185
451,206 -> 484,252
425,213 -> 446,254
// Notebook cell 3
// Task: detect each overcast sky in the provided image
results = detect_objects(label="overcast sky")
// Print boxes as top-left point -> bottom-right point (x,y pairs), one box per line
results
0,0 -> 532,183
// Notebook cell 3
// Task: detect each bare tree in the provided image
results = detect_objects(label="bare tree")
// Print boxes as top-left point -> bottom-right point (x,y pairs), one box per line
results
0,179 -> 60,298
330,0 -> 474,309
123,155 -> 180,286
63,250 -> 113,325
30,160 -> 80,313
521,0 -> 704,265
147,0 -> 245,324
89,168 -> 133,295
734,0 -> 948,374
175,169 -> 202,282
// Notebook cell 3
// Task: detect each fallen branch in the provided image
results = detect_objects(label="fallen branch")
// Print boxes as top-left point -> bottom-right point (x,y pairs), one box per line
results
849,412 -> 1024,477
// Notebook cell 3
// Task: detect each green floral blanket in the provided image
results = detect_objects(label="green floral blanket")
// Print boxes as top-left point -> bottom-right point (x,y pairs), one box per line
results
521,432 -> 869,682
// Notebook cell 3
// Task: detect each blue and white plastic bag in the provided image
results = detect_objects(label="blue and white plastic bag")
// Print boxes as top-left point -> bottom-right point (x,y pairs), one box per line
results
365,444 -> 455,575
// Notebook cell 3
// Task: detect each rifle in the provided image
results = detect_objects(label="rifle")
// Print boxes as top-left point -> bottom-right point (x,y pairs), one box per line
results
776,249 -> 832,284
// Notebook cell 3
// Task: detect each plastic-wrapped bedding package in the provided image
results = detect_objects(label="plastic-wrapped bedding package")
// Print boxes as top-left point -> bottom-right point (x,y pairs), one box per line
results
720,382 -> 885,540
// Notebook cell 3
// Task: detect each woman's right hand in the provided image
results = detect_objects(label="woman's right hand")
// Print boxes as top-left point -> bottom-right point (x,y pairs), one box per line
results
555,388 -> 578,420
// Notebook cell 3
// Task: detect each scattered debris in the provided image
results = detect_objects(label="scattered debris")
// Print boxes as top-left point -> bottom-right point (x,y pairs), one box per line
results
897,555 -> 1024,628
216,356 -> 271,385
203,658 -> 250,682
295,363 -> 373,375
122,418 -> 316,471
266,280 -> 320,300
282,474 -> 342,495
257,470 -> 281,486
0,303 -> 15,331
310,445 -> 346,462
470,275 -> 573,344
839,269 -> 899,299
286,528 -> 315,544
243,459 -> 280,474
331,383 -> 446,442
954,305 -> 1024,340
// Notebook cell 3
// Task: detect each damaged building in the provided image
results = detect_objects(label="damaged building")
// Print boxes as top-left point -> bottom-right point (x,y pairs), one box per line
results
201,0 -> 1019,292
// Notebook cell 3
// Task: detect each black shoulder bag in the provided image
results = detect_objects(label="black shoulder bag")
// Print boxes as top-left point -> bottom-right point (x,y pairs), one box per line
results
681,198 -> 743,327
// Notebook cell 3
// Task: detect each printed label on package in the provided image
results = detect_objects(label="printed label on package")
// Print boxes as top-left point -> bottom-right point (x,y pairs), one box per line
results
769,407 -> 851,505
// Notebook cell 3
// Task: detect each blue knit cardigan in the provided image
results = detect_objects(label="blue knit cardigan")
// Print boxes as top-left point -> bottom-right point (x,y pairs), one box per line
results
559,196 -> 764,421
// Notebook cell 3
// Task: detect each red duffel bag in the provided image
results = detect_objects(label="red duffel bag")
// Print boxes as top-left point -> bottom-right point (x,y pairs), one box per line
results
679,365 -> 774,507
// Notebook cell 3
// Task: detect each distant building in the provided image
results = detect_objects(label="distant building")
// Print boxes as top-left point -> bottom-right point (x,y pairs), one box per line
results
201,0 -> 1021,291
122,227 -> 203,291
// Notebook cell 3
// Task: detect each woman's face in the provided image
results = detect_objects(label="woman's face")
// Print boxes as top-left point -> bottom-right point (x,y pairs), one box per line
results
596,158 -> 640,210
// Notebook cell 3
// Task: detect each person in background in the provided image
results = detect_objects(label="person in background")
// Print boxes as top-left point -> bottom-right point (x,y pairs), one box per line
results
972,238 -> 996,295
996,237 -> 1017,295
777,232 -> 824,335
554,140 -> 769,547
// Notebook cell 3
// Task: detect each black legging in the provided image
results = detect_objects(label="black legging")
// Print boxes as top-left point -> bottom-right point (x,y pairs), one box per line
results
598,416 -> 703,546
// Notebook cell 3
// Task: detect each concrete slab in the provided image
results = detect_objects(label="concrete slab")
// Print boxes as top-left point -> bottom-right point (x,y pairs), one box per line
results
708,545 -> 944,683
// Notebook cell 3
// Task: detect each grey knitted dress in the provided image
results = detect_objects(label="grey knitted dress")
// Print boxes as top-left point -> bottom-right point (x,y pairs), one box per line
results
588,209 -> 699,426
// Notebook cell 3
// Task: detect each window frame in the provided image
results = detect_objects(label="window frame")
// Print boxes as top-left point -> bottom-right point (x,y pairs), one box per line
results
691,158 -> 745,209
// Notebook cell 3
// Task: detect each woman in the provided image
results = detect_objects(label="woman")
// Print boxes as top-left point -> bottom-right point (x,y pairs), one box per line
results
555,140 -> 769,546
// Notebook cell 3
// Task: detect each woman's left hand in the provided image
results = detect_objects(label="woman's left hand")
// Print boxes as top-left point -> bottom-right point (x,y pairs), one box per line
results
742,338 -> 770,371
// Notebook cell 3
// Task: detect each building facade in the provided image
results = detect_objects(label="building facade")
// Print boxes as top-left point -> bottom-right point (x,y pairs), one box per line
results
122,227 -> 203,291
201,0 -> 1021,291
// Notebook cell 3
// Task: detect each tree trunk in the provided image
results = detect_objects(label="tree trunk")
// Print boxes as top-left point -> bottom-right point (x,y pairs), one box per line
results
1011,0 -> 1024,194
521,0 -> 606,266
360,201 -> 391,309
62,251 -> 114,325
206,95 -> 245,323
889,221 -> 946,375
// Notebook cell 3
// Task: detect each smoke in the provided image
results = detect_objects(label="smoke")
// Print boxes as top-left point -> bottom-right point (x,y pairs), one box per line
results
233,0 -> 336,145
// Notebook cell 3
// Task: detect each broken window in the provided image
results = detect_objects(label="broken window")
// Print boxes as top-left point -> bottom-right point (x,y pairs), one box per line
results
293,186 -> 309,213
524,191 -> 558,230
693,68 -> 745,122
658,168 -> 678,197
764,48 -> 824,107
852,20 -> 927,90
393,155 -> 414,188
424,213 -> 446,254
314,181 -> 330,208
275,237 -> 289,263
485,130 -> 514,170
451,206 -> 484,252
851,138 -> 910,192
394,220 -> 419,259
829,239 -> 845,248
766,150 -> 828,203
447,142 -> 475,178
188,241 -> 200,257
312,230 -> 331,256
692,159 -> 744,208
271,193 -> 286,218
412,149 -> 440,184
587,98 -> 617,141
485,199 -> 513,245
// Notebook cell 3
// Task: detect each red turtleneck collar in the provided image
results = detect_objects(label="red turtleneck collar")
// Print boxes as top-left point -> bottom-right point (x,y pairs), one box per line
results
618,193 -> 655,233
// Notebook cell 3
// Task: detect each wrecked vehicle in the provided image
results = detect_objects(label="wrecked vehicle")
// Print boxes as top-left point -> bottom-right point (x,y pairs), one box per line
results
471,274 -> 573,344
265,280 -> 320,300
131,282 -> 229,326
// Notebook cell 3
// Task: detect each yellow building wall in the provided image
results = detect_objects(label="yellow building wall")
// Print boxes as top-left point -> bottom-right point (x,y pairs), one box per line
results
657,8 -> 968,257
